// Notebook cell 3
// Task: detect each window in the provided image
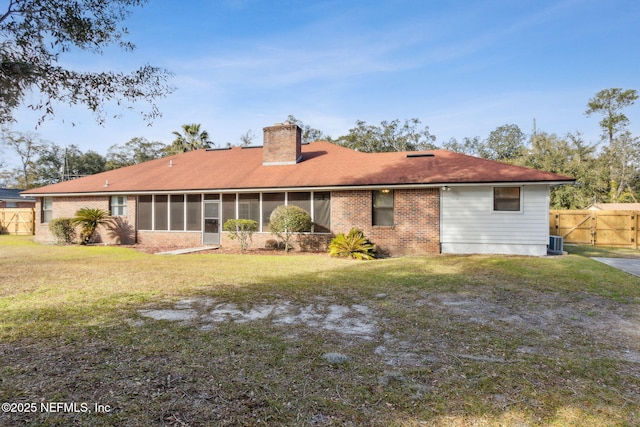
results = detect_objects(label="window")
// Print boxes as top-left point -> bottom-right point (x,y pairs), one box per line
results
222,194 -> 236,224
372,190 -> 394,226
238,193 -> 259,222
138,194 -> 203,231
493,187 -> 521,212
155,195 -> 168,230
138,196 -> 153,230
313,192 -> 331,233
186,195 -> 202,231
288,192 -> 311,212
262,193 -> 285,231
170,195 -> 185,230
110,196 -> 127,216
137,192 -> 333,234
41,197 -> 53,223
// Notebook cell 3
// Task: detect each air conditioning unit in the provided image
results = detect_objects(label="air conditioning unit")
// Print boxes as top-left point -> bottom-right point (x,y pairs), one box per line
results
548,235 -> 564,254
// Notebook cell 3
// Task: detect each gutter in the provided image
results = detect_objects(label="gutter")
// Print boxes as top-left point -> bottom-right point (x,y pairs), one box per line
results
21,180 -> 576,198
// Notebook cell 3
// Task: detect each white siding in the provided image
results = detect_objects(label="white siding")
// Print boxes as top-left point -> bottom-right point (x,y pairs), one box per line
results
441,185 -> 550,256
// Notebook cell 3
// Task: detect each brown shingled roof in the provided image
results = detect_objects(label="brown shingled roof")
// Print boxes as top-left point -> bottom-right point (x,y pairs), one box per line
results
23,141 -> 574,195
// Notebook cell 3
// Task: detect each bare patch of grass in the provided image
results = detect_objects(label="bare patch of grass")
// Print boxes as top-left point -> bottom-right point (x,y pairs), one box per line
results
1,236 -> 639,425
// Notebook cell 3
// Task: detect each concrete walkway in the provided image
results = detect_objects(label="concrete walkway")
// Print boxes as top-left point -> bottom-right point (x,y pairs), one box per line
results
155,246 -> 219,255
592,257 -> 640,278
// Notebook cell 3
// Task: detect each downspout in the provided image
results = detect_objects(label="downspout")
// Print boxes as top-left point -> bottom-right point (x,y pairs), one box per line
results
439,187 -> 443,253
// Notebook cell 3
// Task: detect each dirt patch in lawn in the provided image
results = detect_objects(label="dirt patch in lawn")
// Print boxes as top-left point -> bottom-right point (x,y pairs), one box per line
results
136,291 -> 640,368
138,297 -> 378,340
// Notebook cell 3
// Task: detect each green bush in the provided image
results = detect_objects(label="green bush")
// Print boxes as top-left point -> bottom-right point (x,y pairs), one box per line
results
268,205 -> 312,252
48,217 -> 76,244
328,228 -> 376,260
223,219 -> 258,250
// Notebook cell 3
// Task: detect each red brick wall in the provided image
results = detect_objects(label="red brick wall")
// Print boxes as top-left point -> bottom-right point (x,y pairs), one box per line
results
34,196 -> 136,244
262,123 -> 302,165
33,189 -> 441,255
137,231 -> 202,248
331,189 -> 440,256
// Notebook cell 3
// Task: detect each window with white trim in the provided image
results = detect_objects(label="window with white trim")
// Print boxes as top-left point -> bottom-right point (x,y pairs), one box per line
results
110,196 -> 127,216
493,187 -> 521,212
41,197 -> 53,223
372,190 -> 394,226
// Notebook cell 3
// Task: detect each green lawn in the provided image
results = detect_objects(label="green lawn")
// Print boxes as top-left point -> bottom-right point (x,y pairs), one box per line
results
564,243 -> 640,259
1,235 -> 639,426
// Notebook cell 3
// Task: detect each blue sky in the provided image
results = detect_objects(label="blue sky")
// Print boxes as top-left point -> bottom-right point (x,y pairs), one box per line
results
6,0 -> 640,165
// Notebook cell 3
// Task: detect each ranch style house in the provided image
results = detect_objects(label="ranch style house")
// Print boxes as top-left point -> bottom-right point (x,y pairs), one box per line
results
23,123 -> 574,256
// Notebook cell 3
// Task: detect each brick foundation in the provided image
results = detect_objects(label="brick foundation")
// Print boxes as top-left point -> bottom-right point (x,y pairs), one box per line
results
221,232 -> 332,252
136,231 -> 202,248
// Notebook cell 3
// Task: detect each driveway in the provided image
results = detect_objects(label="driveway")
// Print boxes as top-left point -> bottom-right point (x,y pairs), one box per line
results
592,257 -> 640,277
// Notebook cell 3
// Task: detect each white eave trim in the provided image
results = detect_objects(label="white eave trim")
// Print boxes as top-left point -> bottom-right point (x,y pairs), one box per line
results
22,180 -> 575,197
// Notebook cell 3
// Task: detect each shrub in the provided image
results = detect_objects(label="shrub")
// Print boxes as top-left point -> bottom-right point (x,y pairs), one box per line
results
71,207 -> 111,245
328,228 -> 376,260
269,205 -> 312,252
265,239 -> 283,250
223,219 -> 258,250
48,217 -> 76,244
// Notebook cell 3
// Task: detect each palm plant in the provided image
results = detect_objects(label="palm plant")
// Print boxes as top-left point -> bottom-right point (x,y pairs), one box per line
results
328,228 -> 376,260
71,207 -> 111,245
167,123 -> 213,154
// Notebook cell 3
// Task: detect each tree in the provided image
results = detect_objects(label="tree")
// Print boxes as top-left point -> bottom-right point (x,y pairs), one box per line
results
268,205 -> 312,252
484,124 -> 526,161
0,129 -> 46,188
285,115 -> 327,143
239,130 -> 257,147
603,130 -> 639,202
31,143 -> 66,186
0,0 -> 174,126
71,150 -> 106,176
71,207 -> 111,244
585,88 -> 638,147
441,136 -> 483,156
519,132 -> 608,209
105,137 -> 167,170
332,118 -> 437,153
223,219 -> 258,250
30,143 -> 106,186
166,123 -> 213,155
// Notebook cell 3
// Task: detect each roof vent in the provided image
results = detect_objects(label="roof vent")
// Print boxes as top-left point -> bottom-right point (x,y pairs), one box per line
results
406,153 -> 435,158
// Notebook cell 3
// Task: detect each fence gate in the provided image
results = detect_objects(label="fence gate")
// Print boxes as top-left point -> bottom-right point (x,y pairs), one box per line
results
549,210 -> 639,249
0,208 -> 35,235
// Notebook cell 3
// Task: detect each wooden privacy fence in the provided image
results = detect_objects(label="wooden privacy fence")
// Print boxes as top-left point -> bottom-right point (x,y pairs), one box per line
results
0,208 -> 35,235
549,210 -> 639,249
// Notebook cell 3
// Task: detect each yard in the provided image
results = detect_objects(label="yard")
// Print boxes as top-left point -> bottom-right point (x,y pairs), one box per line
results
1,236 -> 639,426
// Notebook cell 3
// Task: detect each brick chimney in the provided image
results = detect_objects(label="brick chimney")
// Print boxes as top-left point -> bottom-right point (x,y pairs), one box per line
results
262,122 -> 302,165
